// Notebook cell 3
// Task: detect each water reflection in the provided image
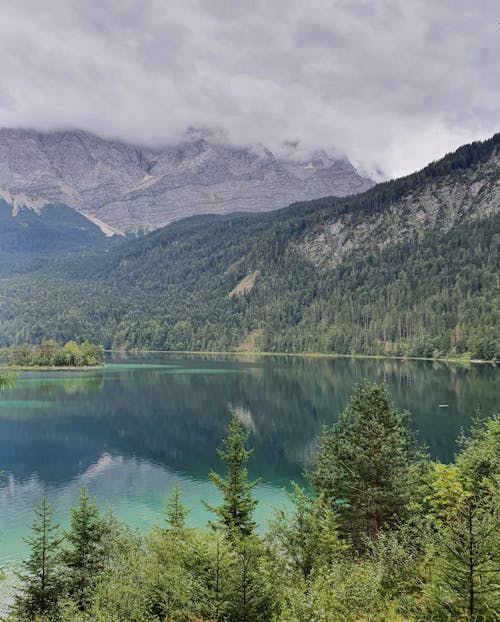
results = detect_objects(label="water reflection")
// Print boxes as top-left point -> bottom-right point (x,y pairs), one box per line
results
0,451 -> 285,566
0,354 -> 498,563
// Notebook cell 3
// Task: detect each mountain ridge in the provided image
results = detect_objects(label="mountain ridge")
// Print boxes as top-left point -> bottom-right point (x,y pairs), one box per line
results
0,127 -> 374,233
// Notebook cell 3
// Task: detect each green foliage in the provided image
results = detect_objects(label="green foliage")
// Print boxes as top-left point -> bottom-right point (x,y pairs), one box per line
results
308,382 -> 419,549
267,483 -> 345,579
145,526 -> 199,621
423,415 -> 500,621
310,559 -> 386,622
61,487 -> 109,611
164,486 -> 189,533
188,529 -> 234,621
12,498 -> 63,621
205,416 -> 260,539
85,531 -> 151,622
224,536 -> 278,622
424,462 -> 465,525
0,340 -> 104,367
0,369 -> 17,391
425,492 -> 500,621
456,414 -> 500,499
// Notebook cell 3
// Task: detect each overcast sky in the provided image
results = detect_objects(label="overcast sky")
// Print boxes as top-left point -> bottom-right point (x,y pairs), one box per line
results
0,0 -> 498,178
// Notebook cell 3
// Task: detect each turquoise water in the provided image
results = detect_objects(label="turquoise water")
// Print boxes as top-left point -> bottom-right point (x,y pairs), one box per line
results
0,353 -> 498,568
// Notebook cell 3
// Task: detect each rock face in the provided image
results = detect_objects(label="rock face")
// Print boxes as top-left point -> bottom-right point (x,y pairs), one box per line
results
0,128 -> 374,233
300,150 -> 500,268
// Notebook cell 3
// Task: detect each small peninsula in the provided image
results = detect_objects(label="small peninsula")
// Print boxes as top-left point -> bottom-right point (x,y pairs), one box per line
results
0,340 -> 104,369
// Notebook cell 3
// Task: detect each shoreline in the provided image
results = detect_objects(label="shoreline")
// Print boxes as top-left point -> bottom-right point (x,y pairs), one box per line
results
0,364 -> 105,372
106,349 -> 496,366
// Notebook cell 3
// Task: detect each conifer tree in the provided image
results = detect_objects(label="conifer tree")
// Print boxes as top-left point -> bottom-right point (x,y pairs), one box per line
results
13,498 -> 63,620
205,416 -> 259,539
164,486 -> 189,533
428,415 -> 500,620
147,487 -> 194,618
202,530 -> 233,621
226,536 -> 276,622
309,382 -> 418,549
430,491 -> 500,621
62,487 -> 107,611
268,483 -> 345,579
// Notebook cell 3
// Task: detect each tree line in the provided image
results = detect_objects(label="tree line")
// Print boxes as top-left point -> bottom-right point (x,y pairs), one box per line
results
0,340 -> 104,368
3,382 -> 499,621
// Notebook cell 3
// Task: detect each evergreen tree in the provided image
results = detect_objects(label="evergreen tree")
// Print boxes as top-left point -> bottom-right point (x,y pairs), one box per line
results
205,416 -> 260,539
146,526 -> 196,622
85,529 -> 150,622
226,536 -> 277,622
267,483 -> 345,579
430,491 -> 500,621
456,414 -> 500,501
146,488 -> 196,620
309,382 -> 418,549
427,415 -> 500,620
201,530 -> 233,621
62,487 -> 108,611
13,498 -> 63,620
164,486 -> 189,533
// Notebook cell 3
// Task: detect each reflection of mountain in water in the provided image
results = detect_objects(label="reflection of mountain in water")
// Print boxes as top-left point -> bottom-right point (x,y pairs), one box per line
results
0,355 -> 497,490
0,451 -> 285,569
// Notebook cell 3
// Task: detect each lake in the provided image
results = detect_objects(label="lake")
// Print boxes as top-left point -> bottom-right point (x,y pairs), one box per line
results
0,353 -> 498,567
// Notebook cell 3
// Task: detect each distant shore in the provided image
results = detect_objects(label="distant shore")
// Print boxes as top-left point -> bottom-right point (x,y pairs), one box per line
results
0,364 -> 105,372
107,349 -> 497,366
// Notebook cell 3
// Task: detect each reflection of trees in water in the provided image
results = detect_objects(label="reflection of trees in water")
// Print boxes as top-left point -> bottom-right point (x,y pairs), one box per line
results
19,373 -> 105,398
73,357 -> 498,475
0,357 -> 497,487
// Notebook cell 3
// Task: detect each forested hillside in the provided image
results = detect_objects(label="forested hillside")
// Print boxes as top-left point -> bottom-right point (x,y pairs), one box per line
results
0,134 -> 498,359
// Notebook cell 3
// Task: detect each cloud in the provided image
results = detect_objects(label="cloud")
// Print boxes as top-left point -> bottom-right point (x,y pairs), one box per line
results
0,0 -> 498,177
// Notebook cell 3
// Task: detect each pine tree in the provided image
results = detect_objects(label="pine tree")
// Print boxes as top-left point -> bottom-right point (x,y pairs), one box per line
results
164,486 -> 189,533
202,531 -> 233,621
62,487 -> 108,611
147,488 -> 194,620
309,382 -> 418,549
267,483 -> 345,579
13,498 -> 63,620
205,416 -> 259,539
226,536 -> 276,622
431,491 -> 500,621
428,415 -> 500,620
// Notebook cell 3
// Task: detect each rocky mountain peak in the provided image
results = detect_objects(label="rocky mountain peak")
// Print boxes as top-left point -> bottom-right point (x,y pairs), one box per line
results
0,127 -> 375,234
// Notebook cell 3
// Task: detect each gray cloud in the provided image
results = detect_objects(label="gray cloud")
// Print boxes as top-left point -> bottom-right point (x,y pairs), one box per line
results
0,0 -> 498,177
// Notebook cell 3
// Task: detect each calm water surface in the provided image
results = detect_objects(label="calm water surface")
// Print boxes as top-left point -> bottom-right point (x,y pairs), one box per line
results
0,353 -> 498,567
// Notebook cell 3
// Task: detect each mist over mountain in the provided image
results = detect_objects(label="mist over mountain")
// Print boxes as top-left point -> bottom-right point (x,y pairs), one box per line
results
0,127 -> 374,235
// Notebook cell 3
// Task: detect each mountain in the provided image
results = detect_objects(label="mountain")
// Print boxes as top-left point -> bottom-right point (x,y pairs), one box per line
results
0,194 -> 112,278
0,197 -> 107,253
0,133 -> 498,359
0,128 -> 374,234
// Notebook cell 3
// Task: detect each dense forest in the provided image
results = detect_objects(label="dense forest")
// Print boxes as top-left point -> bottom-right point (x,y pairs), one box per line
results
2,382 -> 499,621
0,134 -> 498,360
